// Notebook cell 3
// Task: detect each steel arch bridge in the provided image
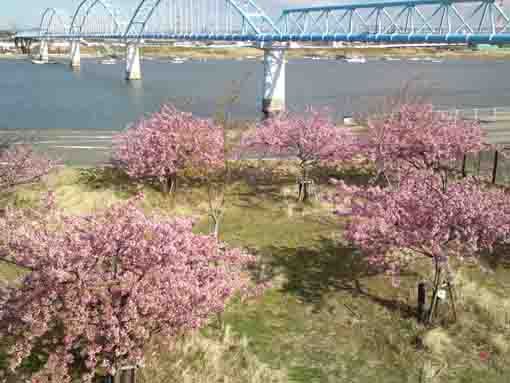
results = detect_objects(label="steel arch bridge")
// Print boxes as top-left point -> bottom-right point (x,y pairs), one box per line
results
15,0 -> 510,44
69,0 -> 128,38
38,8 -> 70,38
123,0 -> 280,41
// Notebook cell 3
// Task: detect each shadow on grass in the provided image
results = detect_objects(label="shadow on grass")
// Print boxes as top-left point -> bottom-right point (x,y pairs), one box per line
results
311,163 -> 376,186
77,167 -> 141,195
265,238 -> 419,319
485,243 -> 510,270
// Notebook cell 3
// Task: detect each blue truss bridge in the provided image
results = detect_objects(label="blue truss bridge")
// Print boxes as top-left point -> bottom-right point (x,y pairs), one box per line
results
16,0 -> 510,44
13,0 -> 510,115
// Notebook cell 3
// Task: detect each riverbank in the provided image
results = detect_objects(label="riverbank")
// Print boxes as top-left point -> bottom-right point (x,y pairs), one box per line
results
137,46 -> 510,60
1,162 -> 509,383
4,45 -> 510,61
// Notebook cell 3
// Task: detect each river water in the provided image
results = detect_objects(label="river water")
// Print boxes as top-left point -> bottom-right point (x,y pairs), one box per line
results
1,56 -> 510,164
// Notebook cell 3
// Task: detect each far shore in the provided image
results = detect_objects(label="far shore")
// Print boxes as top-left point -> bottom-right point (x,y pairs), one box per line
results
3,45 -> 510,61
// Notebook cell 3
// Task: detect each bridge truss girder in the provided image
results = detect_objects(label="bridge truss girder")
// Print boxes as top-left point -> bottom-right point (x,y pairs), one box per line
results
278,0 -> 510,43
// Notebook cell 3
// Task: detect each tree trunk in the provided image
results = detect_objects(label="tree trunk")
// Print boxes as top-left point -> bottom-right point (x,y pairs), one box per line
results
298,181 -> 310,202
102,367 -> 136,383
161,174 -> 177,194
298,167 -> 313,203
461,154 -> 467,178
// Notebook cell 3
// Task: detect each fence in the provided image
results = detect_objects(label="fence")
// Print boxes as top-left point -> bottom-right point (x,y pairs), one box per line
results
442,107 -> 510,186
461,150 -> 510,185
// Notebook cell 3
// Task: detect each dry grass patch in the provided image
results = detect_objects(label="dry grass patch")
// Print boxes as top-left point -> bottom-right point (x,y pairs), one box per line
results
139,326 -> 286,383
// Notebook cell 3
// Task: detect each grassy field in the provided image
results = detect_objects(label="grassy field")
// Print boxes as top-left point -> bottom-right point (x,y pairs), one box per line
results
1,162 -> 509,382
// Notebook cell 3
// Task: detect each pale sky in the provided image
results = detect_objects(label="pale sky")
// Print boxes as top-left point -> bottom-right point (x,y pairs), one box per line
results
0,0 -> 336,30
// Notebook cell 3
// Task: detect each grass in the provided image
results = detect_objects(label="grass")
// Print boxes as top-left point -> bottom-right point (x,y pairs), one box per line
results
1,163 -> 509,382
138,325 -> 286,383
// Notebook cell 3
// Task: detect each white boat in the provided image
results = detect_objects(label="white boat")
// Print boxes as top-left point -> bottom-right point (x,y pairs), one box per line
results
171,58 -> 186,64
383,56 -> 401,61
31,59 -> 46,64
344,56 -> 366,63
408,57 -> 422,61
99,58 -> 117,65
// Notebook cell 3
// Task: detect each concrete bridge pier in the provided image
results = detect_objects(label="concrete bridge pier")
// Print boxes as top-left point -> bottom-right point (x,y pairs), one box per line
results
125,44 -> 142,80
39,40 -> 49,63
70,40 -> 81,68
261,42 -> 287,118
15,37 -> 33,55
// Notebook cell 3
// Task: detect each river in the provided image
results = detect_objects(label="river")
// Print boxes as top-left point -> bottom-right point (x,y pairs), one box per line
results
1,56 -> 510,164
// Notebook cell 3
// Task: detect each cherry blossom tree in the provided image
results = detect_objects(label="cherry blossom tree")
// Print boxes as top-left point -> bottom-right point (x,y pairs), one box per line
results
113,105 -> 225,194
0,143 -> 54,193
333,103 -> 507,323
0,195 -> 254,383
239,109 -> 357,201
335,172 -> 510,322
361,104 -> 486,186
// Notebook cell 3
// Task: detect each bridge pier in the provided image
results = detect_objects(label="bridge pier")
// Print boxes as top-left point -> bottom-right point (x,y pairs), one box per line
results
125,44 -> 142,81
39,40 -> 49,63
70,40 -> 81,68
261,43 -> 287,118
15,37 -> 33,55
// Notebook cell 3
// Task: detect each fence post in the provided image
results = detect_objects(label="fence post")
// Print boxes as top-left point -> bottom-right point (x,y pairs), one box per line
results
492,150 -> 499,184
461,154 -> 467,178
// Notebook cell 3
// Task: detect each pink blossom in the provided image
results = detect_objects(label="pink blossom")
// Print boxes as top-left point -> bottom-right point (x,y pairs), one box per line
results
336,171 -> 510,273
361,104 -> 486,178
333,104 -> 509,283
0,145 -> 55,192
0,197 -> 255,382
239,108 -> 358,176
113,105 -> 225,192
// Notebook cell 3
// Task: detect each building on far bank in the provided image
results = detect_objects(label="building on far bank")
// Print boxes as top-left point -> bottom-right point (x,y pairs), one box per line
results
0,41 -> 16,52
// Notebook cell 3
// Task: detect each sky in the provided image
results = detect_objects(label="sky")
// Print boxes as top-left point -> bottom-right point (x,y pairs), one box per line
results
0,0 -> 334,30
